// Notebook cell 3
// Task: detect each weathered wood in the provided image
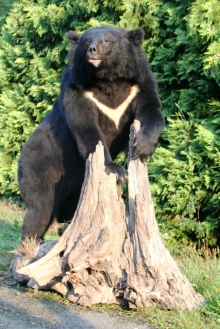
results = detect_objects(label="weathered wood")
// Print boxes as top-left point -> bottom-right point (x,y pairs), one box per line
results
124,120 -> 205,309
10,238 -> 58,286
11,120 -> 205,309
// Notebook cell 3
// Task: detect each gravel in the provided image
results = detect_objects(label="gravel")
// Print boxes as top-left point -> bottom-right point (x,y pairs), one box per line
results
0,286 -> 152,329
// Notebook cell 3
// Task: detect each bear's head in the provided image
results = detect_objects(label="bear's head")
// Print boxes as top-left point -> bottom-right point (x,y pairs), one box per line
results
67,26 -> 146,84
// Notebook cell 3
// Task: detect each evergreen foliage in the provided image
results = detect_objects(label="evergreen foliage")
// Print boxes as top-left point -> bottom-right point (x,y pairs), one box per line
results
0,0 -> 15,28
0,0 -> 92,194
148,0 -> 220,247
0,0 -> 219,246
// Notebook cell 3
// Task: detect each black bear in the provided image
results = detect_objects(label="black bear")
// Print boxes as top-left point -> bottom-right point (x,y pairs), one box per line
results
18,26 -> 165,239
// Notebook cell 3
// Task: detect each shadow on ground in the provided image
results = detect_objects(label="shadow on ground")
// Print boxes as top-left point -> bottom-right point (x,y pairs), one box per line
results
0,284 -> 151,329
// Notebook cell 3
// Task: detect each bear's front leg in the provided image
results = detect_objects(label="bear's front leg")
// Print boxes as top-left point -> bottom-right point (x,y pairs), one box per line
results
132,128 -> 158,162
132,98 -> 165,162
132,123 -> 164,162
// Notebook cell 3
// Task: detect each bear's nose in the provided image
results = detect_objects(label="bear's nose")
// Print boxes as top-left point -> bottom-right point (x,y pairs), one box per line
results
88,43 -> 97,54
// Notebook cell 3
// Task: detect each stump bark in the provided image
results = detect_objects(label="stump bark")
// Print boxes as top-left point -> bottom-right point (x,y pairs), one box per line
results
11,120 -> 205,309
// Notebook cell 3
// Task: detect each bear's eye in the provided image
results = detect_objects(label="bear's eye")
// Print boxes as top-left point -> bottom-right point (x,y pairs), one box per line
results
84,38 -> 91,46
103,39 -> 110,44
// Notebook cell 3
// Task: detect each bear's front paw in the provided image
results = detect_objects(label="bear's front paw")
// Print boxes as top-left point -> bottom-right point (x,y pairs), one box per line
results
132,132 -> 156,162
105,163 -> 128,184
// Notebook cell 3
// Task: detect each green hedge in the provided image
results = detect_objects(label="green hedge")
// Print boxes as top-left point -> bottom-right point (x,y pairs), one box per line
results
0,0 -> 219,246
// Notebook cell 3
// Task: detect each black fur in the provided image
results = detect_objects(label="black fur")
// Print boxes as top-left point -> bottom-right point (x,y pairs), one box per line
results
18,26 -> 165,239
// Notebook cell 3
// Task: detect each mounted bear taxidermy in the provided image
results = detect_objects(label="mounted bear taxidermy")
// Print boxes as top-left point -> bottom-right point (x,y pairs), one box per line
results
18,26 -> 165,239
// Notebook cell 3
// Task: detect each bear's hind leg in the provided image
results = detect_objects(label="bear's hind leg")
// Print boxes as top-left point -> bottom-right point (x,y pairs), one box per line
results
57,188 -> 82,225
21,198 -> 54,240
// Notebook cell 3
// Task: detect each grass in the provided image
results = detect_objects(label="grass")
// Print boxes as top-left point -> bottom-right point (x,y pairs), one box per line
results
137,249 -> 220,329
0,200 -> 219,328
0,199 -> 59,269
0,200 -> 24,269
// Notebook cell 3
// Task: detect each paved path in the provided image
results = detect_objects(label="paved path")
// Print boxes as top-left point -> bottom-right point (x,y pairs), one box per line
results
0,286 -> 151,329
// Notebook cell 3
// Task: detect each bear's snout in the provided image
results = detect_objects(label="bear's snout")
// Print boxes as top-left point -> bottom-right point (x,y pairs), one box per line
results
88,43 -> 98,55
86,41 -> 102,67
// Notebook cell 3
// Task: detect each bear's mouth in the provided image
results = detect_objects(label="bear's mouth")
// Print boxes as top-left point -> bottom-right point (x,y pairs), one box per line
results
87,59 -> 102,67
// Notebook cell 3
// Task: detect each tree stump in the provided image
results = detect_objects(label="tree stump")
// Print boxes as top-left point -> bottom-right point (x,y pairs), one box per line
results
11,120 -> 205,310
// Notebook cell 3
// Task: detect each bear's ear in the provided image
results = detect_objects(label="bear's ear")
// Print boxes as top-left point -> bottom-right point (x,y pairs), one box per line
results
126,28 -> 145,45
66,30 -> 81,44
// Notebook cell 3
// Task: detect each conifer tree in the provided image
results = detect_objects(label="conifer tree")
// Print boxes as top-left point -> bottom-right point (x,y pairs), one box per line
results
0,0 -> 93,194
0,0 -> 15,28
148,0 -> 220,246
0,0 -> 219,246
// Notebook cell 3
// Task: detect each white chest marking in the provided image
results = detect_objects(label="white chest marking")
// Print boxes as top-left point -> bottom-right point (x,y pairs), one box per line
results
84,85 -> 140,129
